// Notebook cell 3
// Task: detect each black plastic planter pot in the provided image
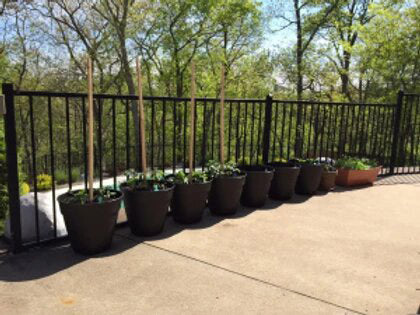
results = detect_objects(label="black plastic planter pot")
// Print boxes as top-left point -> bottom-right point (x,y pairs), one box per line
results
268,163 -> 300,200
58,190 -> 123,255
208,174 -> 246,215
172,181 -> 212,224
295,164 -> 323,195
240,166 -> 274,207
122,186 -> 174,236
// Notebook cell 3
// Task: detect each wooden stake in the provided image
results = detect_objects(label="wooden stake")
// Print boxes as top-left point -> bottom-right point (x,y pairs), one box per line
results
87,57 -> 94,201
188,62 -> 196,183
219,64 -> 225,167
136,57 -> 147,175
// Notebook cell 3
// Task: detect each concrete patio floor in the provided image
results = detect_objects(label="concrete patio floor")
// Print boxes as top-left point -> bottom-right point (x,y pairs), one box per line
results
0,183 -> 419,314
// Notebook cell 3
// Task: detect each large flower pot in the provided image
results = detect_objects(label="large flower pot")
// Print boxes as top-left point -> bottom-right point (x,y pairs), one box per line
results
268,163 -> 300,200
295,164 -> 323,195
240,165 -> 274,207
58,190 -> 123,255
208,174 -> 246,215
336,166 -> 381,186
172,181 -> 212,224
319,170 -> 337,191
122,186 -> 174,236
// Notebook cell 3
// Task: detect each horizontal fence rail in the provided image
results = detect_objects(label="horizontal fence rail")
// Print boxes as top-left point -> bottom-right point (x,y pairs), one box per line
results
2,83 -> 419,252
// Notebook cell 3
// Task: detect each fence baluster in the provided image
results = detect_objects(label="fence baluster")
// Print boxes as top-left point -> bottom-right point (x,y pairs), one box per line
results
2,84 -> 22,252
172,100 -> 177,173
125,99 -> 130,170
112,99 -> 117,189
29,95 -> 40,244
97,98 -> 103,187
47,96 -> 57,237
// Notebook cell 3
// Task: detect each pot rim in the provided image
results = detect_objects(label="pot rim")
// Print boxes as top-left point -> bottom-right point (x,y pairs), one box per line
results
57,189 -> 123,206
267,162 -> 300,169
299,164 -> 322,168
323,170 -> 338,174
214,173 -> 246,179
337,165 -> 382,172
121,184 -> 175,193
175,180 -> 213,187
240,165 -> 274,173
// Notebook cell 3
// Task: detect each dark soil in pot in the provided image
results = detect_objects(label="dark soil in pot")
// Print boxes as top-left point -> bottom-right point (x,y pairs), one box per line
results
268,162 -> 300,200
240,165 -> 274,207
172,181 -> 212,224
295,164 -> 323,195
319,171 -> 337,191
122,185 -> 174,236
58,190 -> 123,255
208,174 -> 246,215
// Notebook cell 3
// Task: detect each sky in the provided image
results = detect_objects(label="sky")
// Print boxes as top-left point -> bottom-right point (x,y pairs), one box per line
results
260,0 -> 296,50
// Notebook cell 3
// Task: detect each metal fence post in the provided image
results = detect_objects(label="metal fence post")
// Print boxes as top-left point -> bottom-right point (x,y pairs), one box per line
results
262,94 -> 273,164
390,90 -> 404,175
2,83 -> 22,253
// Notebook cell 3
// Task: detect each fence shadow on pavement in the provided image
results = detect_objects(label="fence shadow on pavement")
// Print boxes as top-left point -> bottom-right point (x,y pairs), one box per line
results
0,234 -> 137,282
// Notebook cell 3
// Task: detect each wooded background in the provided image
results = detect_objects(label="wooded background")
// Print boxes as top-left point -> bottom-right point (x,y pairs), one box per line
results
0,0 -> 419,230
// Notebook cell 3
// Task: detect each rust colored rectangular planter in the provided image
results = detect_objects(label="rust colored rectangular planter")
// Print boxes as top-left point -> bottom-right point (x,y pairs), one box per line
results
335,167 -> 381,187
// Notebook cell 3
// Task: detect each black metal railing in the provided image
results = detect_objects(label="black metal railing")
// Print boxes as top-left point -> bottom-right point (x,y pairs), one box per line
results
2,83 -> 419,252
267,100 -> 397,170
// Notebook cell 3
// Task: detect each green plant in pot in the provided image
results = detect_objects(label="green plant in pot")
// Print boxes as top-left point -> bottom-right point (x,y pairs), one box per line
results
240,164 -> 273,207
335,157 -> 380,186
119,58 -> 174,236
319,162 -> 337,192
168,171 -> 212,224
207,160 -> 246,215
164,62 -> 212,224
58,188 -> 123,255
207,64 -> 246,215
292,158 -> 323,195
121,170 -> 174,236
268,158 -> 300,200
57,57 -> 122,255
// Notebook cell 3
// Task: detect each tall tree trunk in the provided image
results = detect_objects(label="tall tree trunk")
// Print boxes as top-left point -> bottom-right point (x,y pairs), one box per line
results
341,50 -> 352,102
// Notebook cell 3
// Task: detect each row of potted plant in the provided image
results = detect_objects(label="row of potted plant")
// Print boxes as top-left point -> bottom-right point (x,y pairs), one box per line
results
57,156 -> 380,255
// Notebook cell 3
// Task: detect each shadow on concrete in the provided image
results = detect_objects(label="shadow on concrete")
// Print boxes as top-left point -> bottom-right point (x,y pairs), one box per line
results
118,203 -> 261,243
117,191 -> 314,244
330,184 -> 374,193
0,234 -> 137,282
285,193 -> 313,204
0,191 -> 307,281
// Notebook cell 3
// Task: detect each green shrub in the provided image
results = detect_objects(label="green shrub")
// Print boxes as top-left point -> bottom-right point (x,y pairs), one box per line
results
272,157 -> 288,163
55,169 -> 67,185
71,167 -> 81,183
55,167 -> 81,185
20,182 -> 30,195
37,174 -> 53,191
336,157 -> 377,170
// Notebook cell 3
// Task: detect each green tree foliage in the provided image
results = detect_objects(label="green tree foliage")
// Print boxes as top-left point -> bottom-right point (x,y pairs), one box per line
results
355,1 -> 420,100
0,0 -> 417,199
